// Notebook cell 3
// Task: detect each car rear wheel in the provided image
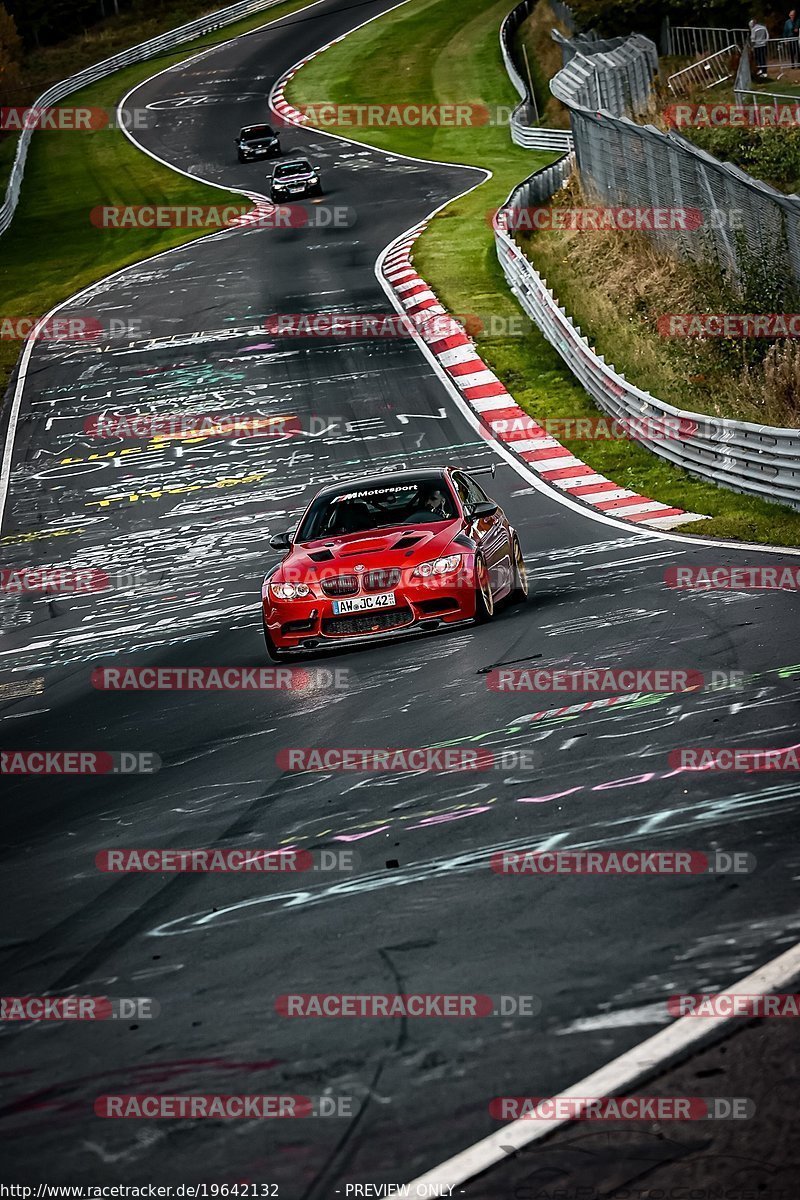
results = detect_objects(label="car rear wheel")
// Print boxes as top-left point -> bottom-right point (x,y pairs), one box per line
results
510,536 -> 528,602
474,554 -> 495,623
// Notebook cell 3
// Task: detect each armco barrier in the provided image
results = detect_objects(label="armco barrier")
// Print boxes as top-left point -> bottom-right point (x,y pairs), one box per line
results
493,164 -> 800,510
499,0 -> 573,152
0,0 -> 284,238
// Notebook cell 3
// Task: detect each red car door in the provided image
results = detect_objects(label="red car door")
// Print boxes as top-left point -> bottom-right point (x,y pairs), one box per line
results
452,471 -> 512,594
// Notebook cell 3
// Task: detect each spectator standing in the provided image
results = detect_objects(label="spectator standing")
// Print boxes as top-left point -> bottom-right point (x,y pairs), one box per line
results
783,9 -> 799,66
750,17 -> 769,77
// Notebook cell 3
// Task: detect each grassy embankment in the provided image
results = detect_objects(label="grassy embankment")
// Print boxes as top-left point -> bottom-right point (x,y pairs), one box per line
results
286,0 -> 800,545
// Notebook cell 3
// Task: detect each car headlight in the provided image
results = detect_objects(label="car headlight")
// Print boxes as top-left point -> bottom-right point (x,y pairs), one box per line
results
412,554 -> 462,578
270,581 -> 311,600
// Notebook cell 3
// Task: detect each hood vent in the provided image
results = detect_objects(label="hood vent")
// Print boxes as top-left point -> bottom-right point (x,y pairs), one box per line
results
308,549 -> 335,562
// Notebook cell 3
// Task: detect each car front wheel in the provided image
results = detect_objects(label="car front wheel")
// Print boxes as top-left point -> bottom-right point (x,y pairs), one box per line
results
474,554 -> 495,623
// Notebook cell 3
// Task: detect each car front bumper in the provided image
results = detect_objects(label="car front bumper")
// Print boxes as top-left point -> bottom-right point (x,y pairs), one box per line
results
271,181 -> 316,197
263,576 -> 477,652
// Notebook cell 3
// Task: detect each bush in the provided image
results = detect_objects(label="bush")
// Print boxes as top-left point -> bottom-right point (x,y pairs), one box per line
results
686,124 -> 800,193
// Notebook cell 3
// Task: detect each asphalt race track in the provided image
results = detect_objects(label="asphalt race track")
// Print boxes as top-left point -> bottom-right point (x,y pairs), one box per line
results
1,0 -> 799,1193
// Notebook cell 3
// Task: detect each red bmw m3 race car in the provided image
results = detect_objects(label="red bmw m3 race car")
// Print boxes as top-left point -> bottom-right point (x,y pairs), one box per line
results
261,467 -> 527,659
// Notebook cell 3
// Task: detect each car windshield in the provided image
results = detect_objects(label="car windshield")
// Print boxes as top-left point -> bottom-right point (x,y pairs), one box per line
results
297,479 -> 458,540
274,161 -> 310,178
241,125 -> 273,140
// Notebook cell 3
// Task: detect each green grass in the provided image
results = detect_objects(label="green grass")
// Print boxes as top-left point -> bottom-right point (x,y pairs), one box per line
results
0,0 -> 316,399
0,0 -> 321,193
287,0 -> 800,547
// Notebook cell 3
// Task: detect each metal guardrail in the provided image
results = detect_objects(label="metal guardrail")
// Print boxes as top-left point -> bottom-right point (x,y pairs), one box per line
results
0,0 -> 284,238
667,45 -> 738,94
667,26 -> 750,57
733,40 -> 753,103
550,30 -> 658,117
494,173 -> 800,509
499,0 -> 574,152
495,5 -> 800,510
733,46 -> 800,109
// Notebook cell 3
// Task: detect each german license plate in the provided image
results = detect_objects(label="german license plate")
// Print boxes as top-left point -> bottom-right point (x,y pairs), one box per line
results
332,592 -> 395,615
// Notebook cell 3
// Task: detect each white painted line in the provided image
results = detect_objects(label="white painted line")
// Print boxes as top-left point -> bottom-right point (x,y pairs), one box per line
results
470,396 -> 513,413
388,941 -> 800,1197
649,511 -> 708,528
501,436 -> 559,453
401,290 -> 438,307
564,474 -> 608,489
526,455 -> 585,472
439,344 -> 482,367
572,487 -> 629,504
453,369 -> 499,389
497,434 -> 559,450
602,499 -> 670,517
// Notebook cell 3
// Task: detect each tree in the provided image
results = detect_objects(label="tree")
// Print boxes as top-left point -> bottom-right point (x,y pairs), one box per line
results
0,5 -> 23,109
570,0 -> 756,40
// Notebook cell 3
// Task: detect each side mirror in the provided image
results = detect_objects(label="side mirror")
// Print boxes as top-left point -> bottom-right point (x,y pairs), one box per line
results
270,531 -> 292,551
469,501 -> 498,519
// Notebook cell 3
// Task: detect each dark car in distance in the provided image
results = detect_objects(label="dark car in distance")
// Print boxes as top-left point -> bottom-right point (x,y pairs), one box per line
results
235,124 -> 281,162
269,158 -> 322,201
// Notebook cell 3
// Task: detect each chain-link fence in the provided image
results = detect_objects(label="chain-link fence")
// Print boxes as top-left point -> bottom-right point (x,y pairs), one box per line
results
550,27 -> 800,295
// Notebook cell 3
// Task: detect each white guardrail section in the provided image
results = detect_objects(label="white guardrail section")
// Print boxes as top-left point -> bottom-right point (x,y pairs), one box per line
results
499,0 -> 573,152
0,0 -> 284,237
492,166 -> 800,509
493,2 -> 800,510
